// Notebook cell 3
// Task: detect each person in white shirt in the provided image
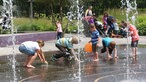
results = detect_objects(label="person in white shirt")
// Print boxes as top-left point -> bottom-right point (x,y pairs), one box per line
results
19,40 -> 48,68
113,19 -> 119,35
85,6 -> 93,17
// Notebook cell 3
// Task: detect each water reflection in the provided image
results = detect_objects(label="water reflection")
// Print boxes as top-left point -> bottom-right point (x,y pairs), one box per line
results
0,45 -> 146,82
84,62 -> 99,75
131,57 -> 137,64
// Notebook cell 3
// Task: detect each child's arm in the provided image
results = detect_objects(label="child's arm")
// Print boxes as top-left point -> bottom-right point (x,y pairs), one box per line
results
70,48 -> 80,62
106,47 -> 111,58
85,9 -> 88,17
36,49 -> 43,61
97,37 -> 100,47
114,48 -> 117,58
37,49 -> 48,64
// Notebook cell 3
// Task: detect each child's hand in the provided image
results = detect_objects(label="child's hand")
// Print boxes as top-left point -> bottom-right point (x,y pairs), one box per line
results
75,58 -> 83,62
75,58 -> 80,62
40,59 -> 43,62
44,61 -> 48,65
96,44 -> 99,47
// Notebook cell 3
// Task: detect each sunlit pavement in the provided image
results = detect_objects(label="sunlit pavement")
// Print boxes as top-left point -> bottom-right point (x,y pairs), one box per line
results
0,33 -> 146,56
0,33 -> 146,82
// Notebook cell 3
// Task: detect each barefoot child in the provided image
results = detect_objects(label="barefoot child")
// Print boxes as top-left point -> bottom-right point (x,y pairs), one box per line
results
52,36 -> 80,62
100,37 -> 117,60
121,21 -> 139,58
89,23 -> 100,61
19,40 -> 48,68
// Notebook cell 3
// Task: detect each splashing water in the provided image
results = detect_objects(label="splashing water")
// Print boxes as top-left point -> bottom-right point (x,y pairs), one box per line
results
2,0 -> 11,30
121,0 -> 138,25
2,0 -> 17,82
67,0 -> 84,82
121,0 -> 138,81
66,0 -> 84,33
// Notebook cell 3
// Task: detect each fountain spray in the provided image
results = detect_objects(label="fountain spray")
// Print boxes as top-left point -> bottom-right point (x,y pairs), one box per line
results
2,0 -> 17,82
121,0 -> 138,81
67,0 -> 84,81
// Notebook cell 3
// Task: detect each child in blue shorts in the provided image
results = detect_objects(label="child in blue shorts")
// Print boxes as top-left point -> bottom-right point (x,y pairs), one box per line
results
19,40 -> 48,68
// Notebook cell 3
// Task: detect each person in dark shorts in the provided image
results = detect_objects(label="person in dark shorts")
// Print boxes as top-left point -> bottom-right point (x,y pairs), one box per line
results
120,21 -> 139,58
100,37 -> 117,59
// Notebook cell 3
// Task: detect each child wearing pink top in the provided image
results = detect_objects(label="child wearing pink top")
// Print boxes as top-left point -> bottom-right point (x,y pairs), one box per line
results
121,21 -> 139,58
56,21 -> 63,39
102,12 -> 109,34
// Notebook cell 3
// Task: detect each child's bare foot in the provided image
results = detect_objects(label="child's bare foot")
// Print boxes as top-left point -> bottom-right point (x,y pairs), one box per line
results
114,56 -> 118,58
44,61 -> 48,65
132,54 -> 137,59
93,59 -> 99,61
108,56 -> 112,60
26,65 -> 35,68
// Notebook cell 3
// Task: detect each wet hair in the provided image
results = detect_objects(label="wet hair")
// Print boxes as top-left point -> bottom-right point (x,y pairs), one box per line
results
71,36 -> 79,44
37,40 -> 44,46
109,41 -> 116,49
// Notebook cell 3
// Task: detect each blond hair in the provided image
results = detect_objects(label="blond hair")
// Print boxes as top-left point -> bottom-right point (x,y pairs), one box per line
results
37,40 -> 44,46
71,36 -> 79,44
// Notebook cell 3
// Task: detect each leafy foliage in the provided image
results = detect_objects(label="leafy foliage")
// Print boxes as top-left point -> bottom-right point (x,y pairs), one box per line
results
0,0 -> 146,35
14,18 -> 55,32
137,15 -> 146,35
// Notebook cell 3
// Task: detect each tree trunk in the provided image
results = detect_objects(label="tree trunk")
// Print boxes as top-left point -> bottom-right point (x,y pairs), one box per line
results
50,0 -> 55,25
59,0 -> 63,24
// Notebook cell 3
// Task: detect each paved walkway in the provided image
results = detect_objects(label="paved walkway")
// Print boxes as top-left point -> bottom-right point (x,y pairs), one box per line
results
0,34 -> 146,56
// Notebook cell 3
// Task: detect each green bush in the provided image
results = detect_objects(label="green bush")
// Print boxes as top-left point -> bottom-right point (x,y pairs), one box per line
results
17,23 -> 55,31
11,12 -> 146,36
14,18 -> 55,32
104,9 -> 146,35
137,15 -> 146,35
68,25 -> 78,33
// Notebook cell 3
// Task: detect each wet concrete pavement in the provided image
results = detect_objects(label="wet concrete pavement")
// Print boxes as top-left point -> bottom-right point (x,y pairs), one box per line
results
0,33 -> 146,82
0,33 -> 146,56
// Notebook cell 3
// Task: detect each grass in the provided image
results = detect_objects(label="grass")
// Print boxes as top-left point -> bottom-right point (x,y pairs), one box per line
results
8,8 -> 146,35
13,17 -> 52,29
138,44 -> 146,48
13,17 -> 56,32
